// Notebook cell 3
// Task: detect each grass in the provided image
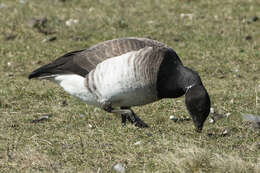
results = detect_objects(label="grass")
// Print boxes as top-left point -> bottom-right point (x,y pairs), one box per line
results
0,0 -> 259,172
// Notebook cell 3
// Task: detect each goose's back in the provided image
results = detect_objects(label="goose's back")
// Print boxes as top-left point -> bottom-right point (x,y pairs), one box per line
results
73,37 -> 167,73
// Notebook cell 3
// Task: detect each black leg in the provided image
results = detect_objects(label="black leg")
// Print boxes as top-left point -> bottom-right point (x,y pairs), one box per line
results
120,107 -> 149,128
121,113 -> 127,125
130,110 -> 149,128
101,101 -> 113,113
101,102 -> 148,128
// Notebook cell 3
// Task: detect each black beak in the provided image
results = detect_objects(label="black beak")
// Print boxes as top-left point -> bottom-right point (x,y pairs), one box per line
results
195,127 -> 202,133
194,122 -> 203,133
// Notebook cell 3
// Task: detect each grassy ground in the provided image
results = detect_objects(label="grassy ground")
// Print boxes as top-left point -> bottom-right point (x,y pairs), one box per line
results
0,0 -> 259,172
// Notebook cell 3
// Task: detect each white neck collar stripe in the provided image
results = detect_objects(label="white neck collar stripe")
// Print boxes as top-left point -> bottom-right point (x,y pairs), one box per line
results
185,84 -> 195,95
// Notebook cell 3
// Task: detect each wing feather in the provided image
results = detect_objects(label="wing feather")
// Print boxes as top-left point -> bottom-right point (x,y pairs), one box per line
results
29,37 -> 168,79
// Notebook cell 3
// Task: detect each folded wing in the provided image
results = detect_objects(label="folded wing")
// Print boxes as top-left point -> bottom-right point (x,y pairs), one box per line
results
28,37 -> 167,79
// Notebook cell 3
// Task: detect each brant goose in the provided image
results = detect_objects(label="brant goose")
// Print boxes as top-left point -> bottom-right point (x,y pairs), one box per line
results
28,37 -> 211,132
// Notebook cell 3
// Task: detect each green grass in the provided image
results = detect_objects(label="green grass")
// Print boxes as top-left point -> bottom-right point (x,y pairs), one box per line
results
0,0 -> 259,172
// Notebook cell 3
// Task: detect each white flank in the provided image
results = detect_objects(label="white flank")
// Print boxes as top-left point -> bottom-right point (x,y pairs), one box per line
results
91,48 -> 158,107
54,74 -> 99,106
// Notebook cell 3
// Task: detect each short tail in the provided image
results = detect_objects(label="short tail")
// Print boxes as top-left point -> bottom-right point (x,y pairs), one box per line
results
28,49 -> 89,80
28,63 -> 56,79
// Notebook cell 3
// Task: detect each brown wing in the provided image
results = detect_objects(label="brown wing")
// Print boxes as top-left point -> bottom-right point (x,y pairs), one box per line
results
28,37 -> 167,79
74,37 -> 167,71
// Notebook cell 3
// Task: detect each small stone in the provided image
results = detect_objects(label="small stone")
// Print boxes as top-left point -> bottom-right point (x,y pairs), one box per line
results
207,133 -> 215,137
221,129 -> 229,136
89,7 -> 95,12
210,108 -> 215,114
79,114 -> 85,118
134,141 -> 141,145
146,133 -> 152,137
42,36 -> 57,42
209,117 -> 215,124
170,115 -> 178,122
245,35 -> 252,40
7,62 -> 12,67
113,163 -> 125,173
61,100 -> 68,106
226,113 -> 231,117
247,16 -> 259,23
242,113 -> 260,123
0,3 -> 5,8
31,114 -> 51,123
178,117 -> 191,122
242,114 -> 260,129
88,124 -> 93,128
180,13 -> 193,20
252,16 -> 259,22
65,19 -> 79,26
147,20 -> 154,24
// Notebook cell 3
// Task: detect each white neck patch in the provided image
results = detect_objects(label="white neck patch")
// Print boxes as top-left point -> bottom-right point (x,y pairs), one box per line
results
185,84 -> 195,95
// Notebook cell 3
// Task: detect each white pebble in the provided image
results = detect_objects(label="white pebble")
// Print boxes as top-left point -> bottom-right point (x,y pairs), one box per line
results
113,163 -> 125,173
134,141 -> 141,145
66,19 -> 79,26
226,113 -> 231,117
180,13 -> 194,20
210,108 -> 215,114
222,129 -> 229,135
170,115 -> 178,121
0,3 -> 5,8
209,117 -> 215,124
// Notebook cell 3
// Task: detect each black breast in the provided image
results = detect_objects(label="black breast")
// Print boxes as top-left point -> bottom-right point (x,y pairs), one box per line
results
156,48 -> 186,99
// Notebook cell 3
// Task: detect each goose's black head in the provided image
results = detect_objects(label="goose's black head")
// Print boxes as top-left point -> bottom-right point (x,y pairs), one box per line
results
185,84 -> 211,132
156,48 -> 211,132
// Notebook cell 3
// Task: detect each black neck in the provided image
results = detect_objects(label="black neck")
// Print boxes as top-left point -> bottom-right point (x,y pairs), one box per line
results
157,66 -> 202,99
